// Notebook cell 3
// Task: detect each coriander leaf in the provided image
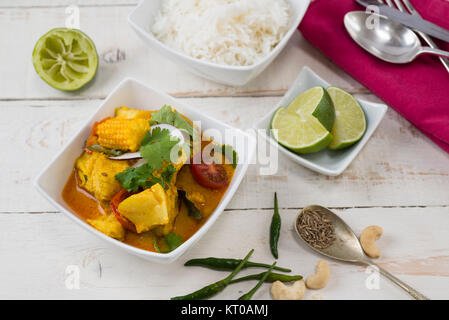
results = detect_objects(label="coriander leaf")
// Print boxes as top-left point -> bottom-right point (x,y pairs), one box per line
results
114,162 -> 177,192
221,144 -> 238,169
140,131 -> 152,146
115,129 -> 181,191
150,105 -> 175,124
173,115 -> 193,137
161,164 -> 177,184
178,190 -> 202,220
140,127 -> 180,170
164,233 -> 183,252
151,105 -> 193,136
115,163 -> 162,192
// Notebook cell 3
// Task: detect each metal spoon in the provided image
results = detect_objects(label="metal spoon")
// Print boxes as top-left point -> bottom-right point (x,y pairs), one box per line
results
294,205 -> 429,300
344,11 -> 449,64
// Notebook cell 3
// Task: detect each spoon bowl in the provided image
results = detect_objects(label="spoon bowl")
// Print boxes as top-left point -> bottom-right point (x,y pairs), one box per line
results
295,205 -> 365,263
344,11 -> 449,64
294,205 -> 429,300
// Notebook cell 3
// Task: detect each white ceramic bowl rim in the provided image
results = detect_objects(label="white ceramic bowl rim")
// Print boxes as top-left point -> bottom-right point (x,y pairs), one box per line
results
128,0 -> 309,71
34,77 -> 256,262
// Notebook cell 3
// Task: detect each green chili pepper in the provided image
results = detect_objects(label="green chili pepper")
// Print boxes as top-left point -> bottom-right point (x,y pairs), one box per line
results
238,262 -> 276,300
270,192 -> 281,259
229,272 -> 302,284
171,249 -> 254,300
184,257 -> 291,273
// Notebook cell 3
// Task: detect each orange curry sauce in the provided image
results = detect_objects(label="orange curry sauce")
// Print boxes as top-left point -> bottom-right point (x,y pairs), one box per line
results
62,160 -> 235,253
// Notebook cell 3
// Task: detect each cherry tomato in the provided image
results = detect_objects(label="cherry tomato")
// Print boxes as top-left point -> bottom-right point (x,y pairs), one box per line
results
110,189 -> 137,233
191,163 -> 228,189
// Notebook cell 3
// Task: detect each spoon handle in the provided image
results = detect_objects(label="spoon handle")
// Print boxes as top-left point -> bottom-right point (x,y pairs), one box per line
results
363,260 -> 429,300
420,47 -> 449,60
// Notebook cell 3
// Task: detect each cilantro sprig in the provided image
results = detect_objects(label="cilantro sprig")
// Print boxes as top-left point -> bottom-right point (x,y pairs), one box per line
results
115,127 -> 180,192
150,105 -> 193,136
115,163 -> 176,192
140,127 -> 180,169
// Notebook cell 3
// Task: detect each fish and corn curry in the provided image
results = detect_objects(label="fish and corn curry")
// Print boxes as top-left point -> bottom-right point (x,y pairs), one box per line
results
62,105 -> 236,253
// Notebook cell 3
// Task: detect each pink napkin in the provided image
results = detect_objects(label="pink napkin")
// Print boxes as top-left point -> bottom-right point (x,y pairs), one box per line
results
298,0 -> 449,152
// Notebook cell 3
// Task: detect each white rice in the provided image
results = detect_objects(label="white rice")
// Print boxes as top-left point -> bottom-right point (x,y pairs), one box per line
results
151,0 -> 291,66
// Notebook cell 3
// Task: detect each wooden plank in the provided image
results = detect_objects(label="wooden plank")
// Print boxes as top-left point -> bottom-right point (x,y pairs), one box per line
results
0,6 -> 364,100
1,96 -> 448,213
0,207 -> 447,299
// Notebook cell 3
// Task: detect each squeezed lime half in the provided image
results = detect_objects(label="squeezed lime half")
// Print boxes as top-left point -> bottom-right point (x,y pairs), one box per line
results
32,28 -> 98,91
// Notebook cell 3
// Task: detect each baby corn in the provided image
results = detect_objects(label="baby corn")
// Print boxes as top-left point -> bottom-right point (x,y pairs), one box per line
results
96,118 -> 150,152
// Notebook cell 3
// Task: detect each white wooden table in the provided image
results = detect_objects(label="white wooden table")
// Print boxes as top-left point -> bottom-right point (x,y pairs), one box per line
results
1,0 -> 448,300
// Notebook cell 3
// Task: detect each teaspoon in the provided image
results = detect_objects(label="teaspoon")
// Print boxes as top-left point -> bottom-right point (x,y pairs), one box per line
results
344,11 -> 449,64
295,205 -> 429,300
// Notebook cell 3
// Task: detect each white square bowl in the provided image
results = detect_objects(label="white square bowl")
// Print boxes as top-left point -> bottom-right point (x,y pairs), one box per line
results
253,67 -> 388,176
128,0 -> 311,86
34,78 -> 256,264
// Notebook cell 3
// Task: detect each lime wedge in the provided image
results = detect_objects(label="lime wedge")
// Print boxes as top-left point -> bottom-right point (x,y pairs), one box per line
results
270,86 -> 335,154
285,86 -> 335,131
270,107 -> 333,154
32,28 -> 98,91
327,87 -> 367,150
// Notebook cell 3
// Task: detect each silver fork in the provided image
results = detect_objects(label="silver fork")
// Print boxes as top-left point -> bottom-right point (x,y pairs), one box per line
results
379,0 -> 449,74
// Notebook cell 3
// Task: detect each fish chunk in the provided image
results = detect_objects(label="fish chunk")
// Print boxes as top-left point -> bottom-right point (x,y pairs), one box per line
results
76,152 -> 130,201
118,183 -> 175,234
87,213 -> 125,241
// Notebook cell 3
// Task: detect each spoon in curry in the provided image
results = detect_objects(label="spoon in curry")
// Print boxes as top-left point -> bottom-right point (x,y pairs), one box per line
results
294,205 -> 429,300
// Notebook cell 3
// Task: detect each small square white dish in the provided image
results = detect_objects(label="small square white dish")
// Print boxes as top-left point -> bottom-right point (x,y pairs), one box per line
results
253,67 -> 388,176
128,0 -> 311,86
34,78 -> 256,264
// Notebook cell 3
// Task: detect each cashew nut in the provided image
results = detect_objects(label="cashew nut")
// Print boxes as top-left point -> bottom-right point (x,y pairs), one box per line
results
360,225 -> 383,258
270,280 -> 305,300
305,260 -> 330,289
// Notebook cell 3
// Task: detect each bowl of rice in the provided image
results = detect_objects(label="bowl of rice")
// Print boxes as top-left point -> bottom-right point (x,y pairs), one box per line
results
128,0 -> 311,86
